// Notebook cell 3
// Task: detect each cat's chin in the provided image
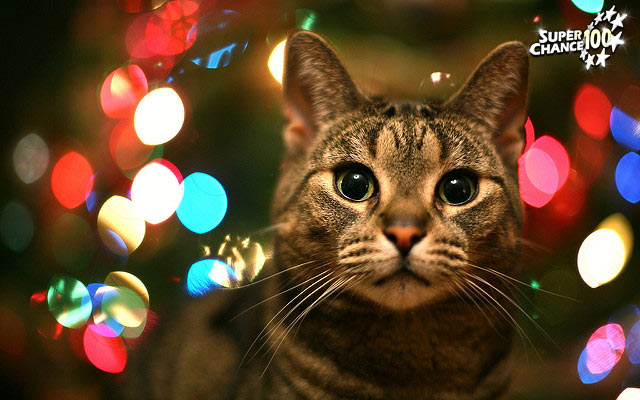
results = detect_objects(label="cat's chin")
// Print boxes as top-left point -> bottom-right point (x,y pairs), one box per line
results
352,274 -> 443,311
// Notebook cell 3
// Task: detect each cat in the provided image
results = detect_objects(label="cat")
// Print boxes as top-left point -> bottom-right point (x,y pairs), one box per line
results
124,30 -> 529,399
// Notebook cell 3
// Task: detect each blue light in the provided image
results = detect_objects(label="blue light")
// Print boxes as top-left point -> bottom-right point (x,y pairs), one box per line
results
628,321 -> 640,364
577,347 -> 613,384
610,107 -> 640,151
176,172 -> 227,234
186,259 -> 236,296
570,0 -> 604,13
189,10 -> 249,70
615,152 -> 640,204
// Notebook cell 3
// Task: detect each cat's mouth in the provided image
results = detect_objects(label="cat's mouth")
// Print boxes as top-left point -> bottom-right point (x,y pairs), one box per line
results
373,264 -> 431,287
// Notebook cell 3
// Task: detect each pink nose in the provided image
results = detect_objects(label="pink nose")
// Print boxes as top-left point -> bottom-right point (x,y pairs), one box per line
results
384,225 -> 424,254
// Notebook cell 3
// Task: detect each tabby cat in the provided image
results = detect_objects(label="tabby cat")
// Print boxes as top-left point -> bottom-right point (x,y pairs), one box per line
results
125,31 -> 529,399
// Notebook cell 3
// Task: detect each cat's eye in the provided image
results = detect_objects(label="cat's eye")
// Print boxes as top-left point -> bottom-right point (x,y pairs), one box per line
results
437,172 -> 477,206
335,168 -> 376,202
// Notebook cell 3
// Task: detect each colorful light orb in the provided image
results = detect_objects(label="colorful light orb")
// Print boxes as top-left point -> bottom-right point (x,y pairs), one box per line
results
101,286 -> 148,328
51,152 -> 94,209
0,201 -> 34,252
585,324 -> 626,374
13,133 -> 49,184
83,326 -> 127,373
570,0 -> 604,13
127,14 -> 156,59
50,213 -> 94,271
176,172 -> 227,234
190,10 -> 249,69
578,229 -> 626,288
131,160 -> 183,224
615,152 -> 640,204
186,259 -> 236,296
134,87 -> 185,145
610,86 -> 640,150
97,196 -> 146,256
100,65 -> 148,119
145,0 -> 198,56
518,135 -> 570,208
47,275 -> 92,329
268,39 -> 286,84
617,388 -> 640,400
104,271 -> 150,310
574,83 -> 611,139
578,346 -> 613,384
117,0 -> 167,13
109,120 -> 154,172
627,320 -> 640,364
217,235 -> 266,285
597,213 -> 634,264
87,284 -> 125,338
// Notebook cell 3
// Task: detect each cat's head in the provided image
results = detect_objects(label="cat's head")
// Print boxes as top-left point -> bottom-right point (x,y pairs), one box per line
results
272,31 -> 528,311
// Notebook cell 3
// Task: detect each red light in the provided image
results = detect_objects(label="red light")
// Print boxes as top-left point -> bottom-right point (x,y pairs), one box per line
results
573,83 -> 612,140
109,120 -> 154,171
83,326 -> 127,373
51,152 -> 94,209
145,1 -> 198,56
117,0 -> 168,13
100,65 -> 148,119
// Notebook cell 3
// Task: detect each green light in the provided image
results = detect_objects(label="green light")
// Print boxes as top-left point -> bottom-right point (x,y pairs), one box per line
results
530,280 -> 541,290
47,274 -> 92,328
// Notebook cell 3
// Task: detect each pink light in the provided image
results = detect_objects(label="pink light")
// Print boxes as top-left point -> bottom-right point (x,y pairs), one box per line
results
83,326 -> 128,373
100,65 -> 148,119
145,1 -> 199,56
585,324 -> 625,375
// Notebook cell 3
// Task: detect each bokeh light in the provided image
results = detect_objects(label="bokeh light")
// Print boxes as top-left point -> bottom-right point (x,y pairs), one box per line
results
47,275 -> 92,329
627,320 -> 640,364
104,271 -> 149,310
518,135 -> 570,208
131,160 -> 183,224
100,65 -> 148,119
83,326 -> 127,373
597,213 -> 634,264
117,0 -> 167,13
578,229 -> 627,288
578,324 -> 625,384
617,388 -> 640,400
97,195 -> 146,256
615,152 -> 640,204
574,83 -> 611,140
13,133 -> 49,184
101,286 -> 147,328
134,87 -> 185,145
51,152 -> 94,209
50,213 -> 94,271
87,284 -> 124,338
176,172 -> 227,234
217,235 -> 266,284
0,201 -> 34,252
145,0 -> 198,56
190,10 -> 249,69
109,119 -> 155,172
268,39 -> 286,84
610,86 -> 640,151
186,259 -> 236,296
570,0 -> 604,13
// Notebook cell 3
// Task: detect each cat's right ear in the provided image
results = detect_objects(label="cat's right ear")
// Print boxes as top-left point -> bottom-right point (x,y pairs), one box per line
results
282,31 -> 364,154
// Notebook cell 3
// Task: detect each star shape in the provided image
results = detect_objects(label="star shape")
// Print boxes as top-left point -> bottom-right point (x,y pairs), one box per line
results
580,48 -> 588,60
585,54 -> 595,70
611,13 -> 627,32
595,48 -> 610,67
609,31 -> 624,52
587,22 -> 594,30
594,12 -> 604,24
605,5 -> 617,22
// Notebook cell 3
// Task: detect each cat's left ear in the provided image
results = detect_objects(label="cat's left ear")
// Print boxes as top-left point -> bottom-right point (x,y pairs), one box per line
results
282,31 -> 364,154
444,42 -> 529,166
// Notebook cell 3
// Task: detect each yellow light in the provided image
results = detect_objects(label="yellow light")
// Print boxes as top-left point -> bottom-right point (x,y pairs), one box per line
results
97,196 -> 146,256
577,228 -> 626,288
597,213 -> 633,264
131,161 -> 183,224
104,271 -> 150,310
268,39 -> 287,85
134,87 -> 185,145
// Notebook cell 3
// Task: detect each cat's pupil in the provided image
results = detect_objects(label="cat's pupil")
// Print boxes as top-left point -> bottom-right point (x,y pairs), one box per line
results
340,172 -> 370,201
441,175 -> 473,205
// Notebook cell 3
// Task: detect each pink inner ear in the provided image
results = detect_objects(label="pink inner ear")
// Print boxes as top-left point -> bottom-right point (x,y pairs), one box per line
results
283,85 -> 318,153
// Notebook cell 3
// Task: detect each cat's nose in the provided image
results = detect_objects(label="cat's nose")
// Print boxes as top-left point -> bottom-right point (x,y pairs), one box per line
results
384,224 -> 425,255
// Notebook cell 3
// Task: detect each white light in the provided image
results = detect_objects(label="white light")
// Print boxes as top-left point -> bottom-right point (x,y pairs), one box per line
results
97,196 -> 146,256
617,388 -> 640,400
134,88 -> 185,145
13,133 -> 49,184
577,229 -> 626,288
131,161 -> 183,224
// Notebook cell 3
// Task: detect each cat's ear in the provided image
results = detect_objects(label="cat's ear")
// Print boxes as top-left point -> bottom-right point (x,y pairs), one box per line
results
282,31 -> 364,154
444,42 -> 529,166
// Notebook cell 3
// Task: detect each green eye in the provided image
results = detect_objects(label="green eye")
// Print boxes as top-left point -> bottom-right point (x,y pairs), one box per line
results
437,172 -> 477,205
336,169 -> 376,202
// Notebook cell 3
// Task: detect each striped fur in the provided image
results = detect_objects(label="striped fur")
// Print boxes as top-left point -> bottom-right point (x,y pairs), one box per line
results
125,32 -> 529,399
